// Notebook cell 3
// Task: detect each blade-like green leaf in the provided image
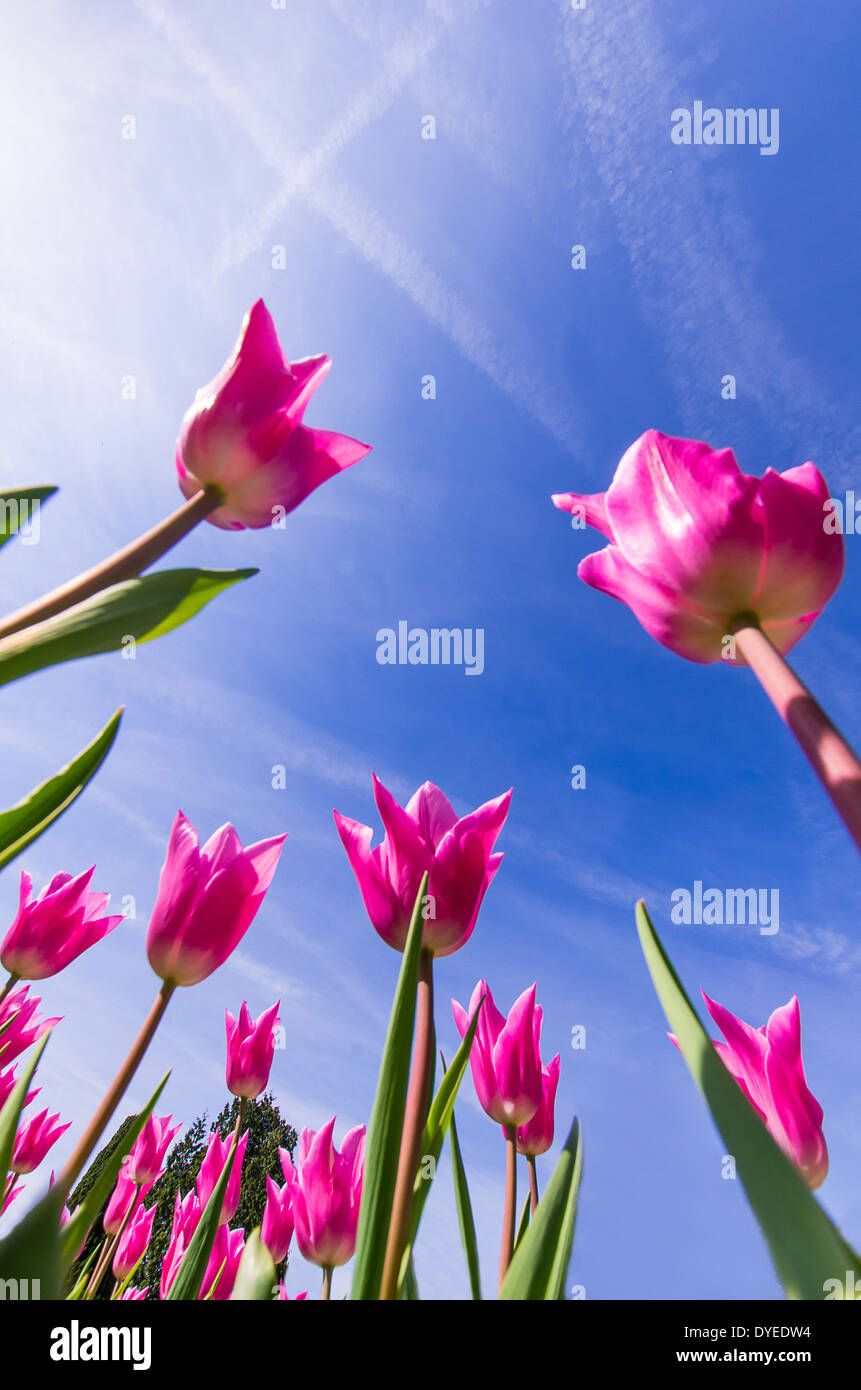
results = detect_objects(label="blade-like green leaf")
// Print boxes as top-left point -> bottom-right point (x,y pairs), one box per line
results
350,873 -> 428,1301
450,1107 -> 482,1300
166,1134 -> 239,1301
636,899 -> 861,1300
0,708 -> 122,870
0,567 -> 257,689
499,1116 -> 582,1300
0,1185 -> 65,1299
0,487 -> 57,550
65,1246 -> 98,1301
61,1071 -> 171,1267
514,1192 -> 531,1254
398,1253 -> 420,1300
397,1012 -> 483,1295
232,1228 -> 276,1301
0,1032 -> 51,1188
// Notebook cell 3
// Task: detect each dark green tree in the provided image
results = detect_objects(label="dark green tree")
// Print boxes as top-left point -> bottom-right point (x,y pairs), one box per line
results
138,1093 -> 297,1298
68,1094 -> 297,1300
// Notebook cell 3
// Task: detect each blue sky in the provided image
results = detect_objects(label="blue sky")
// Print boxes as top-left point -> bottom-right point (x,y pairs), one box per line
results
1,0 -> 861,1299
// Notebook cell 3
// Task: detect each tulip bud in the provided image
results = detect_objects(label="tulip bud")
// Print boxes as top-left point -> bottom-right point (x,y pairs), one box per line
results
225,1001 -> 280,1099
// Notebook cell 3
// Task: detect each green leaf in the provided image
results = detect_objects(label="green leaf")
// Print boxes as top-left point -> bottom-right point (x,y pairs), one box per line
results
398,1253 -> 420,1300
636,900 -> 861,1300
65,1246 -> 98,1301
514,1192 -> 531,1254
450,1107 -> 482,1300
397,1012 -> 483,1295
0,1185 -> 65,1299
0,567 -> 257,689
0,1032 -> 51,1188
166,1133 -> 239,1301
499,1117 -> 582,1301
60,1071 -> 171,1268
0,708 -> 122,870
232,1227 -> 276,1301
350,873 -> 428,1301
0,487 -> 57,550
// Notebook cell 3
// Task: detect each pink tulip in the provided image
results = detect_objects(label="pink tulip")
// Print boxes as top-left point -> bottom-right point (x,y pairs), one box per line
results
2,1179 -> 20,1214
281,1119 -> 365,1269
160,1189 -> 201,1298
452,981 -> 543,1128
201,1223 -> 245,1300
121,1285 -> 149,1300
196,1129 -> 248,1225
696,992 -> 828,1189
1,869 -> 122,981
0,986 -> 59,1068
225,1001 -> 280,1099
146,811 -> 286,987
552,430 -> 844,664
516,1034 -> 561,1157
334,777 -> 512,956
261,1173 -> 294,1263
274,1285 -> 307,1300
103,1161 -> 151,1236
10,1107 -> 70,1174
175,299 -> 371,531
126,1113 -> 181,1185
112,1201 -> 155,1283
0,1064 -> 39,1113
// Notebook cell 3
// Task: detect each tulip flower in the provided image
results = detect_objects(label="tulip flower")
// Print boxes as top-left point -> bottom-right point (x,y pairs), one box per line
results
225,1001 -> 280,1099
452,981 -> 543,1128
453,981 -> 544,1286
112,1201 -> 155,1283
552,429 -> 861,853
261,1173 -> 294,1264
121,1285 -> 148,1300
0,868 -> 123,983
2,1180 -> 20,1215
60,813 -> 285,1197
281,1119 -> 365,1293
696,992 -> 828,1190
160,1189 -> 201,1298
126,1113 -> 181,1186
146,811 -> 286,988
274,1285 -> 307,1300
10,1107 -> 70,1174
196,1129 -> 249,1225
516,1050 -> 561,1159
334,777 -> 512,956
552,430 -> 843,665
175,299 -> 371,531
0,987 -> 59,1068
103,1160 -> 153,1236
0,1065 -> 39,1114
201,1223 -> 245,1301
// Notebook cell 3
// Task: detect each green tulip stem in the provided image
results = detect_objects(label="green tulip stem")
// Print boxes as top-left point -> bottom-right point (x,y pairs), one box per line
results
527,1154 -> 539,1215
58,981 -> 175,1196
378,947 -> 435,1301
731,617 -> 861,853
0,485 -> 223,642
499,1126 -> 517,1291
